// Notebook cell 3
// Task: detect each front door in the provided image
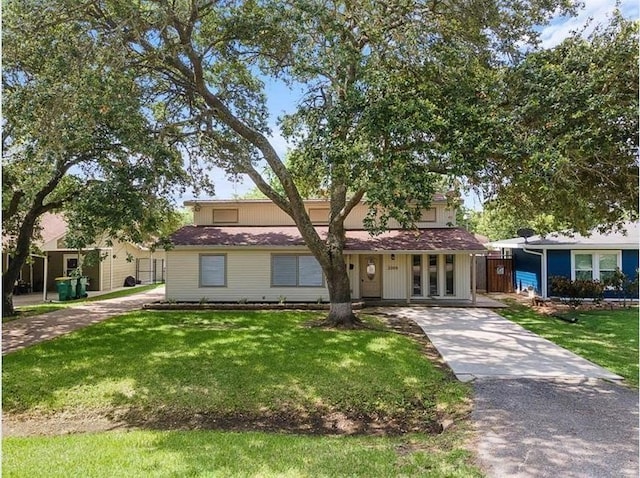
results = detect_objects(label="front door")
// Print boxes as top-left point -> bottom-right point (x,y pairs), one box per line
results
360,255 -> 381,298
63,254 -> 80,277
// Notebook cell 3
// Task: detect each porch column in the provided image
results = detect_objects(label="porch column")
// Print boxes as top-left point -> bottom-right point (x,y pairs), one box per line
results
542,249 -> 548,299
29,260 -> 34,292
471,254 -> 477,305
42,253 -> 48,302
406,254 -> 411,304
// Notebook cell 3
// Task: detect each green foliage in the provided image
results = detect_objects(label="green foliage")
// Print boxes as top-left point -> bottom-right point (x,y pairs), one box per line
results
2,1 -> 187,244
1,0 -> 190,315
476,12 -> 639,234
467,202 -> 564,240
550,276 -> 605,307
603,268 -> 640,305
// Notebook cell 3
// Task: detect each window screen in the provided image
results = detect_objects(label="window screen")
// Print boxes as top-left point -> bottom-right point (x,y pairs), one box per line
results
200,255 -> 226,286
574,254 -> 593,281
272,255 -> 323,287
420,208 -> 437,222
212,209 -> 239,223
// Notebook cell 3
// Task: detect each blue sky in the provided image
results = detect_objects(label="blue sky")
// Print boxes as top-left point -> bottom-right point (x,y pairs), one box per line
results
187,0 -> 638,205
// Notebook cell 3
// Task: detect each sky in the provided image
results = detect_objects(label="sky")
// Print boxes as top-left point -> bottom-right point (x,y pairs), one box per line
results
184,0 -> 638,207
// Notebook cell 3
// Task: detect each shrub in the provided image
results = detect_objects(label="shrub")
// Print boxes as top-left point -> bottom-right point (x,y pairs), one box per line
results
550,276 -> 604,308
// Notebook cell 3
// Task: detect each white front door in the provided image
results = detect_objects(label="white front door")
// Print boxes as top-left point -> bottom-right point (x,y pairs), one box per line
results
63,254 -> 80,277
360,255 -> 382,298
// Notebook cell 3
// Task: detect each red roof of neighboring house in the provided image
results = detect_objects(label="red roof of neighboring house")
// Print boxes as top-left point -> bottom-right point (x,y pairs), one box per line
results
38,213 -> 68,244
2,213 -> 68,249
170,226 -> 486,252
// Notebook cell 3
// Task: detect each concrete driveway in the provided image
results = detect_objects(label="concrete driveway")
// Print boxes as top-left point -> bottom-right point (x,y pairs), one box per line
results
393,307 -> 622,382
386,306 -> 639,478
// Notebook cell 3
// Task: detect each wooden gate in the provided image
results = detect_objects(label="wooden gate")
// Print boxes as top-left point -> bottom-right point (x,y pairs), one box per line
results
486,257 -> 514,293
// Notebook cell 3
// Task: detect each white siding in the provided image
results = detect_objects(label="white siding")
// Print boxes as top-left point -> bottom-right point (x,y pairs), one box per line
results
454,253 -> 471,300
193,201 -> 453,229
194,203 -> 293,226
382,254 -> 407,300
101,255 -> 111,291
166,249 -> 329,302
341,203 -> 454,229
346,254 -> 360,299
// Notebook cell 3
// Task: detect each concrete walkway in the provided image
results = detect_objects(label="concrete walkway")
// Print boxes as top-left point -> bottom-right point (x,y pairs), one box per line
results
3,286 -> 165,355
385,306 -> 638,478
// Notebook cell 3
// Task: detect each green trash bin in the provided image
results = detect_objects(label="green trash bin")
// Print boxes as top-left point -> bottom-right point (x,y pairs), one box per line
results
55,277 -> 71,301
77,276 -> 89,298
67,277 -> 78,300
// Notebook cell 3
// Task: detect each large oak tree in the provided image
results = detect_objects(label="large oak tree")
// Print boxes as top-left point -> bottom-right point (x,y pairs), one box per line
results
2,1 -> 189,316
77,0 -> 584,326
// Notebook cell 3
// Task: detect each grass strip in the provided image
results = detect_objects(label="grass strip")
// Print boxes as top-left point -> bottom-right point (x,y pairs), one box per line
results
498,301 -> 638,387
3,429 -> 481,478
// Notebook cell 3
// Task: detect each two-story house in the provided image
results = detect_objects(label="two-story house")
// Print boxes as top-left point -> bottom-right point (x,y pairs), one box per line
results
166,196 -> 486,303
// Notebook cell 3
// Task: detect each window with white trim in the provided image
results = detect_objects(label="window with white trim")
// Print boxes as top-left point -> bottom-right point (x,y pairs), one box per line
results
272,254 -> 323,287
200,254 -> 226,287
572,251 -> 620,282
445,254 -> 455,295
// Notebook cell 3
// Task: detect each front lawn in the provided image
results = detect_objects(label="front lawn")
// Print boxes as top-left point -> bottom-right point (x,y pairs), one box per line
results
2,310 -> 479,477
498,302 -> 639,387
3,430 -> 479,478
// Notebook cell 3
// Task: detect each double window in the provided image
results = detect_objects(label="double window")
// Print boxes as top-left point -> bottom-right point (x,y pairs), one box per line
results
272,254 -> 324,287
572,251 -> 620,282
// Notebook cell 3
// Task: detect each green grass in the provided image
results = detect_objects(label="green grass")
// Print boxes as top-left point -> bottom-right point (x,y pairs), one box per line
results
3,430 -> 480,478
2,310 -> 479,477
7,283 -> 163,321
498,301 -> 639,387
3,310 -> 467,416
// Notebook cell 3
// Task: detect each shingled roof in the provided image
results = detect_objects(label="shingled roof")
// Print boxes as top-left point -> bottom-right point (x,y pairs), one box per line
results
170,226 -> 486,253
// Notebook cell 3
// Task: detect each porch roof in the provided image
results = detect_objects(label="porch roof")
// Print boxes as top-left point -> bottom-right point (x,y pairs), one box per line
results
170,226 -> 487,253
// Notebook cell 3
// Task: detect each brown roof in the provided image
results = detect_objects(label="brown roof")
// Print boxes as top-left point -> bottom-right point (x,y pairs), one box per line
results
170,226 -> 486,252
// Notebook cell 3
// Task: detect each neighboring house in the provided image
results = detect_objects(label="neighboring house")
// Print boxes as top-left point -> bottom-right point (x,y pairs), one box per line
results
489,222 -> 640,299
166,197 -> 487,303
2,213 -> 165,297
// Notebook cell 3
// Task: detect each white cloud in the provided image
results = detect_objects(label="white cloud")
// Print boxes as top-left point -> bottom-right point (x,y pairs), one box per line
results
540,0 -> 638,48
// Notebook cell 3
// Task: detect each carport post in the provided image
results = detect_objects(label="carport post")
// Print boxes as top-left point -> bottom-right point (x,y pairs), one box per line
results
42,252 -> 48,302
471,254 -> 477,305
406,254 -> 411,304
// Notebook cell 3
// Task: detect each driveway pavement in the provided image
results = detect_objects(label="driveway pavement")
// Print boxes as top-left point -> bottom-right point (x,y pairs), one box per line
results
386,306 -> 639,478
3,286 -> 165,355
394,307 -> 622,382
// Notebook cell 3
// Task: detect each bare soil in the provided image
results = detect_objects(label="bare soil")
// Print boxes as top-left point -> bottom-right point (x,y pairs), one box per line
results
3,313 -> 459,438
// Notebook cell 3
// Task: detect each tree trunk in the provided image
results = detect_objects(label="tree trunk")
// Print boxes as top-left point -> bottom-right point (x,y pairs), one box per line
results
2,212 -> 39,318
323,246 -> 360,328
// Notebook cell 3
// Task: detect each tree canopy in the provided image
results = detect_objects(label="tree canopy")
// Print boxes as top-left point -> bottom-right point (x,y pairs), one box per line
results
472,12 -> 639,233
1,0 -> 189,315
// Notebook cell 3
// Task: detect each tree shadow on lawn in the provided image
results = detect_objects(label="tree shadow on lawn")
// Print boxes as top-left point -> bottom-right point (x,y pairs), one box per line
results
3,310 -> 464,437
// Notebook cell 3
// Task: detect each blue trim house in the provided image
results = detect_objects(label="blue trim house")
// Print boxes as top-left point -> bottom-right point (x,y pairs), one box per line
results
490,222 -> 639,299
